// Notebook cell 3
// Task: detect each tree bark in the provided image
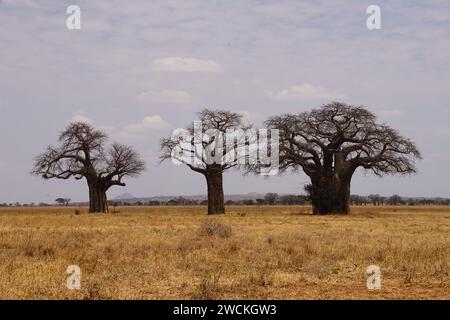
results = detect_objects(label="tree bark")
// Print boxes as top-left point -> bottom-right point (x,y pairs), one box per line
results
310,175 -> 351,215
205,167 -> 225,214
88,181 -> 108,213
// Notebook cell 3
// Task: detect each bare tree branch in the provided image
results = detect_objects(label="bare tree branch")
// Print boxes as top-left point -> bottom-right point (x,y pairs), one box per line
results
265,102 -> 421,214
32,122 -> 145,213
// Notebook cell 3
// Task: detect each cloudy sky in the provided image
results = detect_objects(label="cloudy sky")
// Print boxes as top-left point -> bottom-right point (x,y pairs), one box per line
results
1,0 -> 449,203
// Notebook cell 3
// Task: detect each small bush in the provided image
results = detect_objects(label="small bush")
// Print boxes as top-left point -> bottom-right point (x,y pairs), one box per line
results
198,219 -> 231,238
193,273 -> 222,299
84,281 -> 102,300
24,244 -> 55,259
247,265 -> 274,287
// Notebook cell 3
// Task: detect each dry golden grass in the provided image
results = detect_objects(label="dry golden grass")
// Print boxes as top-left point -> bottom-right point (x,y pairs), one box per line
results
0,205 -> 448,299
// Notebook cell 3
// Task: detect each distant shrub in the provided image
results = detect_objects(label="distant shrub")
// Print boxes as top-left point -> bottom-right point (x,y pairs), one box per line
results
198,219 -> 231,238
192,271 -> 222,299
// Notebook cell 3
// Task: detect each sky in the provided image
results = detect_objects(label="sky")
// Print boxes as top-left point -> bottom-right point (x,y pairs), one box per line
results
0,0 -> 449,203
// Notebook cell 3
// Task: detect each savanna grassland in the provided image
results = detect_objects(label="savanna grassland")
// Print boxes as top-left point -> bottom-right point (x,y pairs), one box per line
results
0,205 -> 448,299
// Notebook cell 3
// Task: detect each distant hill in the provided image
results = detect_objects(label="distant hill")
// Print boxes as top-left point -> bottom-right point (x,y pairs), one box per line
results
109,192 -> 269,204
113,193 -> 137,201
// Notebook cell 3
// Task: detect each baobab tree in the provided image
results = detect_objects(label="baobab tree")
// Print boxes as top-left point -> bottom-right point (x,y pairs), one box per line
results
160,109 -> 252,214
265,102 -> 421,215
32,122 -> 145,213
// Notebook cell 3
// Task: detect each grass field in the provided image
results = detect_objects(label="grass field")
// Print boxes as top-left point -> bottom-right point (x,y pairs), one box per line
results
0,205 -> 448,299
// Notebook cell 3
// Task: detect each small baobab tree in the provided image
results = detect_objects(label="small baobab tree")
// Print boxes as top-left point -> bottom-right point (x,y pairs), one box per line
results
32,122 -> 145,213
265,102 -> 421,215
160,109 -> 253,214
55,198 -> 71,206
368,194 -> 383,206
387,194 -> 403,205
264,193 -> 279,205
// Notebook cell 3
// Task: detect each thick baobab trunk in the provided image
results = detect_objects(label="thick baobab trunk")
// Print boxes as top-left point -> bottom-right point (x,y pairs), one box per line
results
310,175 -> 351,215
205,167 -> 225,214
88,182 -> 108,213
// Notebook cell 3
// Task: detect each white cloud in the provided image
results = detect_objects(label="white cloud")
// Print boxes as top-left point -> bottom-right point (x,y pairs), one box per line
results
138,89 -> 192,104
124,115 -> 172,133
269,84 -> 345,101
65,113 -> 170,142
151,57 -> 223,73
231,77 -> 263,87
238,110 -> 265,124
69,111 -> 93,124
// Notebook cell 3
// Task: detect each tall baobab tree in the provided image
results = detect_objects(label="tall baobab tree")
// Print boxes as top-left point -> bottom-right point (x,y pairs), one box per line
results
32,122 -> 145,213
161,109 -> 251,214
265,102 -> 421,215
